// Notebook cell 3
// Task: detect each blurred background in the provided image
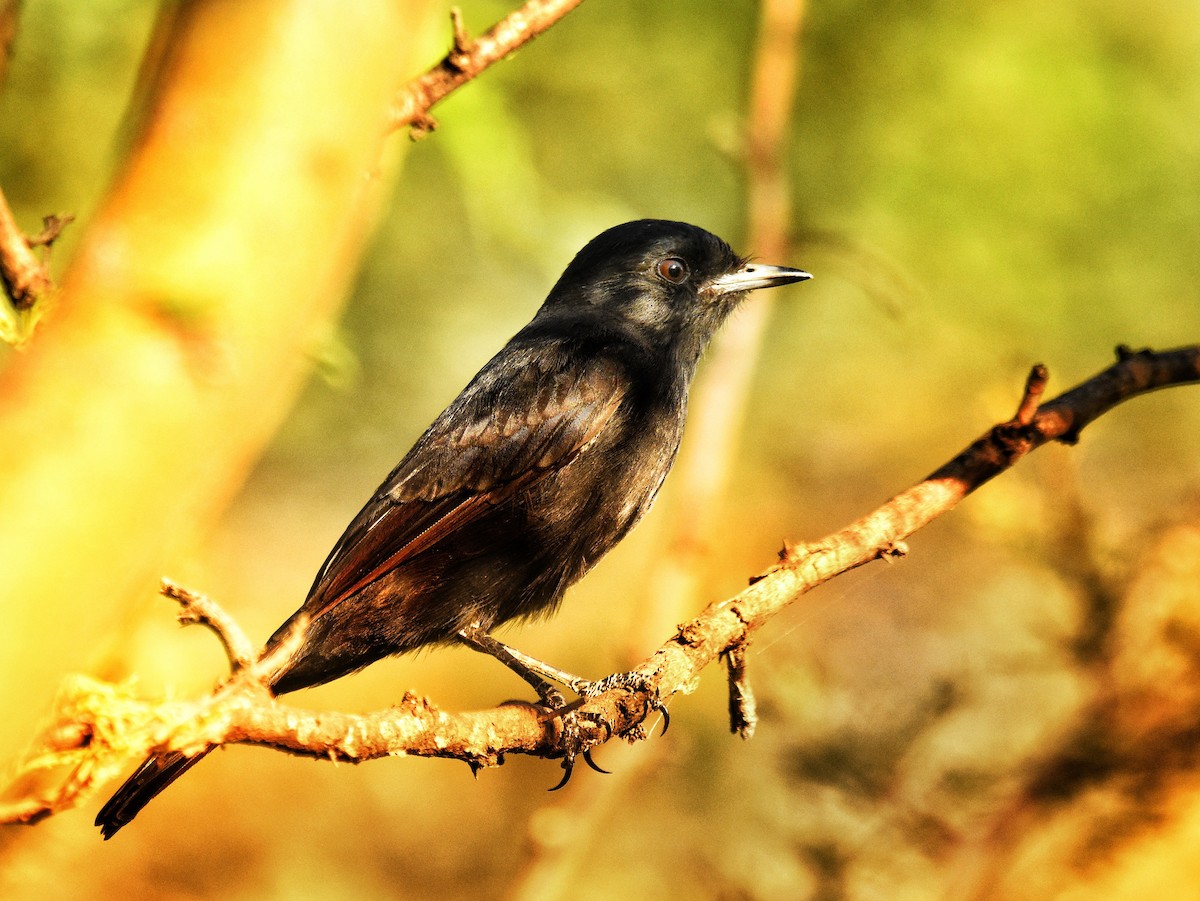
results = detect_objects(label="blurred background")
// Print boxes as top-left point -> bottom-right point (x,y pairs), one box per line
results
2,0 -> 1199,898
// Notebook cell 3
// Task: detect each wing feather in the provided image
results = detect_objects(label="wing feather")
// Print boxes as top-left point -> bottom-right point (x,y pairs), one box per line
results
302,346 -> 626,623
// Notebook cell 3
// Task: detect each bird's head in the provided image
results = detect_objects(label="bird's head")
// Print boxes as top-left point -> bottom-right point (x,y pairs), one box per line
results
542,219 -> 810,355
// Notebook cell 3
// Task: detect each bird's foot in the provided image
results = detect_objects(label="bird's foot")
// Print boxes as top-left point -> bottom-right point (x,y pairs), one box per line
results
544,670 -> 669,791
572,670 -> 671,738
545,707 -> 612,791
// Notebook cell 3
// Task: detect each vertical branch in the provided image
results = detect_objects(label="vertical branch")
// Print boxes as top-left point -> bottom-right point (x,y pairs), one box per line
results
746,0 -> 807,260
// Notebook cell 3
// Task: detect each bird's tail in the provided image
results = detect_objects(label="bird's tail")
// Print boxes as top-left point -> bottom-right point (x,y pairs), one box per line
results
95,747 -> 213,839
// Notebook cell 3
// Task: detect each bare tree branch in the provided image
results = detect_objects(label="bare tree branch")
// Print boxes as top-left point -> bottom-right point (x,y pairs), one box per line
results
1,344 -> 1195,828
160,578 -> 256,672
390,0 -> 587,138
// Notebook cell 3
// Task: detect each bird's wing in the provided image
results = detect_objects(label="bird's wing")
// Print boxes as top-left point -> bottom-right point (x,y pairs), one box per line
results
303,347 -> 627,622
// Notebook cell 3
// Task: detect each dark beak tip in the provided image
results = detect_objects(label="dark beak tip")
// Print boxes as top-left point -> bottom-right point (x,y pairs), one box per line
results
751,264 -> 812,285
769,267 -> 812,287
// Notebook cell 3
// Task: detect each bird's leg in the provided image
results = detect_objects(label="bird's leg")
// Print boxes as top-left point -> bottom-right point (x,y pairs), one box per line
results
459,629 -> 594,695
456,625 -> 667,720
455,624 -> 570,709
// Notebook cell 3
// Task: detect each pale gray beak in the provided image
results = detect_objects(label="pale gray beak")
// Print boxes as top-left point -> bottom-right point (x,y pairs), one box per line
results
707,262 -> 812,296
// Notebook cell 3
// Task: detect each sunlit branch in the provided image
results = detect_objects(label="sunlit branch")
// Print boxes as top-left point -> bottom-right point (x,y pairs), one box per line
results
390,0 -> 587,138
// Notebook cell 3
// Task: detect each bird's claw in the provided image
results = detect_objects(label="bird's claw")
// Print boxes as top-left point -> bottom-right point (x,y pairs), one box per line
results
582,748 -> 611,774
546,703 -> 608,791
548,743 -> 612,792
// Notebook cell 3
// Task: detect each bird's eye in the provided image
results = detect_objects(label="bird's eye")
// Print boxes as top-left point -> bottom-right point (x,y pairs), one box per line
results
656,257 -> 689,284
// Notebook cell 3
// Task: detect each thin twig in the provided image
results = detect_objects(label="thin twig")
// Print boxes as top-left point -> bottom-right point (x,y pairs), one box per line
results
723,642 -> 757,740
1011,363 -> 1049,425
161,578 -> 256,671
390,0 -> 587,138
27,213 -> 73,249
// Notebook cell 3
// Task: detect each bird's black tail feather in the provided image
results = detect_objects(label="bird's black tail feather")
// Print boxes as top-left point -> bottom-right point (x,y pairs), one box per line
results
95,747 -> 213,839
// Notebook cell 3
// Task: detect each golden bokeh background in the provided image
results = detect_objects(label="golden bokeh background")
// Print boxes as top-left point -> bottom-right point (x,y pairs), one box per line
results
2,1 -> 1199,898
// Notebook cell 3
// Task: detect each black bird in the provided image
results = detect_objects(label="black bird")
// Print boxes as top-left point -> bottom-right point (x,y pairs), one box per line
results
96,219 -> 810,838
